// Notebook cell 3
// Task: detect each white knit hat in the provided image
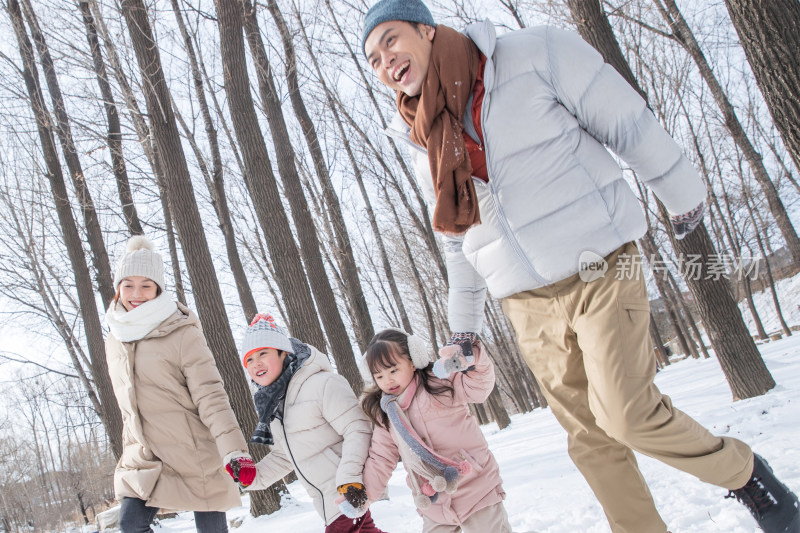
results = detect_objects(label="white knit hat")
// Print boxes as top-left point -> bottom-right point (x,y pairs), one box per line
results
113,236 -> 165,291
241,313 -> 294,367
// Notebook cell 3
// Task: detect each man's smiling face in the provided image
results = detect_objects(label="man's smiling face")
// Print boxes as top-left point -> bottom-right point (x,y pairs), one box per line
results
365,21 -> 435,97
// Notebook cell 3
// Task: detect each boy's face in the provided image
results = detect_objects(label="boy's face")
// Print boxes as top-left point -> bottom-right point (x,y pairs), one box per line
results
372,352 -> 416,396
245,348 -> 287,387
118,276 -> 158,312
365,21 -> 435,97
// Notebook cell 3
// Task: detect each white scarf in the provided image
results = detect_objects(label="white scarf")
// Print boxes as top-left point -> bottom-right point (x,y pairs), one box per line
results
105,291 -> 178,342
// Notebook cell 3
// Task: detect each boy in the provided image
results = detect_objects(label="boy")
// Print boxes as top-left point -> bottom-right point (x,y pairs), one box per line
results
229,314 -> 383,532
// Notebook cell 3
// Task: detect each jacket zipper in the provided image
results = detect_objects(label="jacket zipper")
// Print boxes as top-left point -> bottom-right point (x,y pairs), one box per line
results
279,409 -> 328,523
478,89 -> 548,287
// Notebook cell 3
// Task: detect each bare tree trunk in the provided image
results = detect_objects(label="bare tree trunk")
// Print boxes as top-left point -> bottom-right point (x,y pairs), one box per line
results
236,1 -> 361,393
169,0 -> 258,323
1,188 -> 104,416
86,0 -> 186,303
723,0 -> 800,175
291,9 -> 412,335
212,0 -> 328,365
637,234 -> 694,358
260,0 -> 374,352
384,188 -> 440,352
566,0 -> 774,399
8,0 -> 123,458
739,171 -> 792,338
118,0 -> 277,516
78,1 -> 143,237
741,272 -> 766,340
655,0 -> 800,267
662,263 -> 710,359
19,0 -> 115,308
486,385 -> 511,430
716,153 -> 768,340
650,315 -> 670,368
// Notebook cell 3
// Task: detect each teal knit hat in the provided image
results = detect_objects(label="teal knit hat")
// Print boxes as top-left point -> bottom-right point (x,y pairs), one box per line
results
362,0 -> 436,56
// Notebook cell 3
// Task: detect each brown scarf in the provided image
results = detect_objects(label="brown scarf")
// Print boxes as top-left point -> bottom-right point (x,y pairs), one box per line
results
398,25 -> 482,235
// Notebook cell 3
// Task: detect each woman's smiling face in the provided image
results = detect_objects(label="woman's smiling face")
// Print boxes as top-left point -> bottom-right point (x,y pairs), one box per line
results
118,276 -> 158,311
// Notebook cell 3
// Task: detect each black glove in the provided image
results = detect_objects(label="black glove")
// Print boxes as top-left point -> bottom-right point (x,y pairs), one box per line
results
671,202 -> 704,240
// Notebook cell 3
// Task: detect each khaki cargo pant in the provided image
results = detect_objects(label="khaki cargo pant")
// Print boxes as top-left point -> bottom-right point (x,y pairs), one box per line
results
501,242 -> 753,533
421,501 -> 511,533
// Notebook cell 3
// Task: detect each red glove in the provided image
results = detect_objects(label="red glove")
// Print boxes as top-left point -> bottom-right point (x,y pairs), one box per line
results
225,454 -> 256,487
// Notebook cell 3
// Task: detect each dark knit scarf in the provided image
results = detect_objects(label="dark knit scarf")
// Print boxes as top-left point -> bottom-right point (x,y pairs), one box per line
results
250,338 -> 311,445
398,25 -> 482,236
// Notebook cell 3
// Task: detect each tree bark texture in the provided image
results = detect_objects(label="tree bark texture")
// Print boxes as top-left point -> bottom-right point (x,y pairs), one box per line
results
213,0 -> 327,354
237,0 -> 362,393
724,0 -> 800,175
119,0 -> 277,514
78,1 -> 143,237
169,0 -> 258,323
261,0 -> 375,353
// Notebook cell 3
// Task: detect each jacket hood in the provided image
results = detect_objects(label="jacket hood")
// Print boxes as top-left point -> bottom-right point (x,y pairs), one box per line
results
285,344 -> 334,402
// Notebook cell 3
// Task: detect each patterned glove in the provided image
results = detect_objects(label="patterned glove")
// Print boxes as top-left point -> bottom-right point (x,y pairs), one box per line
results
671,202 -> 704,240
433,333 -> 477,378
225,453 -> 256,488
337,483 -> 368,518
446,332 -> 478,346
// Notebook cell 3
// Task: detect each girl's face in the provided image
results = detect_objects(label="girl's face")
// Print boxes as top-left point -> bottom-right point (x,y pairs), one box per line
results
245,348 -> 287,387
118,276 -> 158,312
373,352 -> 416,396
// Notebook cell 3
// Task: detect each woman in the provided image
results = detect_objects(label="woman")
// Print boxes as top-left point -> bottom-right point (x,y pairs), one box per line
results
105,235 -> 251,533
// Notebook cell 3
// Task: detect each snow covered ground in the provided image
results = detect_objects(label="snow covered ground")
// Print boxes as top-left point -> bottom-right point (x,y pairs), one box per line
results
148,331 -> 800,533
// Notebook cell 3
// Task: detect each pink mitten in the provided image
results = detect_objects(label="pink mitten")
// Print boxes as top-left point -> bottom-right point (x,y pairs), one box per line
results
433,340 -> 476,378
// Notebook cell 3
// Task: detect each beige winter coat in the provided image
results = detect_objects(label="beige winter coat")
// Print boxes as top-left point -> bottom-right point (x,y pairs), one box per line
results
247,345 -> 372,525
106,303 -> 247,511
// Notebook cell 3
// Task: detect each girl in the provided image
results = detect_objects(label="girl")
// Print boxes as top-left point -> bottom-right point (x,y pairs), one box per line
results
361,328 -> 511,532
105,236 -> 252,533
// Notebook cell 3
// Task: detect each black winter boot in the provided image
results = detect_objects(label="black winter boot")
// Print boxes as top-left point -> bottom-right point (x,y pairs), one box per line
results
726,454 -> 799,532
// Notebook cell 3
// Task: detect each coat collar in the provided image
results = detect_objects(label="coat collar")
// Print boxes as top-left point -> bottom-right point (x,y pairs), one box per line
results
464,19 -> 497,93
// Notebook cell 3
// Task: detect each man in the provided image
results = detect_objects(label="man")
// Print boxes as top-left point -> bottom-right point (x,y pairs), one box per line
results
361,1 -> 799,532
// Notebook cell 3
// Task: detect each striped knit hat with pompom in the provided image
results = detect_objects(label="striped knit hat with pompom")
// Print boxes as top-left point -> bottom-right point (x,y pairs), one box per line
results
241,313 -> 294,367
113,235 -> 165,291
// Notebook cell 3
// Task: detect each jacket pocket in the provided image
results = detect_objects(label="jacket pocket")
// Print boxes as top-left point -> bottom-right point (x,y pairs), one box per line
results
457,448 -> 484,475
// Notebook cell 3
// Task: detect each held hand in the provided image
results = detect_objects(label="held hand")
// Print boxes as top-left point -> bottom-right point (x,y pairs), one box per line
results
671,202 -> 704,240
225,453 -> 256,488
337,483 -> 368,518
433,334 -> 477,378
